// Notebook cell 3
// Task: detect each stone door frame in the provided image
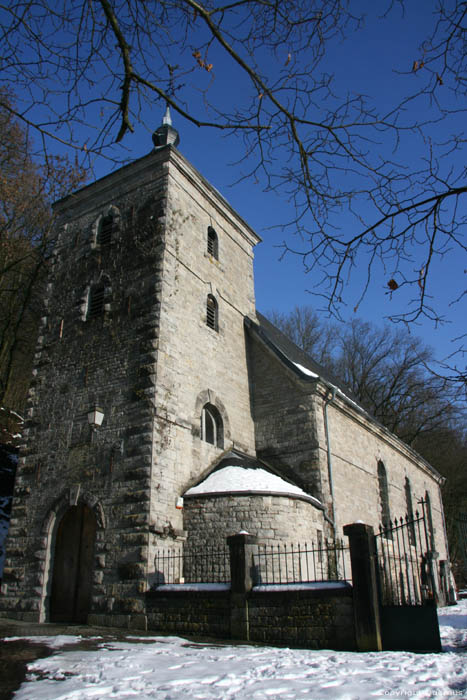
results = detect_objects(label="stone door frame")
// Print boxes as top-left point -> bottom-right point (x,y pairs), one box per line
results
39,488 -> 106,623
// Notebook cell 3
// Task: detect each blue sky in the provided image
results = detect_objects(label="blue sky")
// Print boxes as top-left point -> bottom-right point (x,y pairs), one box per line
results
6,0 -> 465,365
153,1 -> 464,364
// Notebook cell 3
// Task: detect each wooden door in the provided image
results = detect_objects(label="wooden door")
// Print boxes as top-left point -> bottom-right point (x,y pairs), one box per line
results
50,503 -> 96,623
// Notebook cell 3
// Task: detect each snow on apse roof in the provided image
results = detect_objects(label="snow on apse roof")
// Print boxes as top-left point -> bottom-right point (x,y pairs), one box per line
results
184,465 -> 321,506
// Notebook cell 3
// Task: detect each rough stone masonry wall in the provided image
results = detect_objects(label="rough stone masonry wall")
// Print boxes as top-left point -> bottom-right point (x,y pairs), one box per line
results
1,150 -> 173,621
248,335 -> 330,511
146,589 -> 231,638
183,493 -> 325,548
249,328 -> 448,563
315,398 -> 448,560
145,150 -> 261,570
145,586 -> 356,649
248,587 -> 355,649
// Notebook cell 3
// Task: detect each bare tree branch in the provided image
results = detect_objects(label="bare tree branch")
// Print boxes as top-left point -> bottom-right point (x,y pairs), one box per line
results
0,0 -> 465,384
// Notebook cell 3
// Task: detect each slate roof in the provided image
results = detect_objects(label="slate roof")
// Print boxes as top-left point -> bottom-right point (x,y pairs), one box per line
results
247,311 -> 361,407
246,312 -> 444,482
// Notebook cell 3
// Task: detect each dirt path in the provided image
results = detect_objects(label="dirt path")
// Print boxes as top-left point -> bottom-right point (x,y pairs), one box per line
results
0,639 -> 54,700
0,618 -> 148,699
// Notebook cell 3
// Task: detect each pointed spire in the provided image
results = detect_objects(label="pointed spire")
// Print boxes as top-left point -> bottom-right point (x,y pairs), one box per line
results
152,104 -> 180,149
162,105 -> 172,126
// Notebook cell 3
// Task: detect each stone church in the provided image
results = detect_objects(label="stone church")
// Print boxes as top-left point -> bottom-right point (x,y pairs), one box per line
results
0,111 -> 449,627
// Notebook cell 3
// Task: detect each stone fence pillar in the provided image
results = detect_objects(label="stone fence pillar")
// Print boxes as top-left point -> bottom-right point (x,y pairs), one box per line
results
425,550 -> 441,604
343,522 -> 382,652
227,532 -> 259,640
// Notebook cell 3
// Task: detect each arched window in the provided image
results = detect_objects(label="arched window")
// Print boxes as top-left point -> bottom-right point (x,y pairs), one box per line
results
405,477 -> 415,544
201,403 -> 223,448
97,214 -> 116,246
377,461 -> 391,533
207,226 -> 218,259
87,283 -> 106,319
206,294 -> 218,331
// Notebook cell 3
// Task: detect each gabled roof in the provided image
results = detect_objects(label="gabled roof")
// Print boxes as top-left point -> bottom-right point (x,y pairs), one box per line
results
245,312 -> 444,483
246,312 -> 362,407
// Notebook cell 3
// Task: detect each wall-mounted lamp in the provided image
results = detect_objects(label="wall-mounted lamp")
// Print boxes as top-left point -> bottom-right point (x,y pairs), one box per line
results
88,406 -> 105,428
176,497 -> 184,510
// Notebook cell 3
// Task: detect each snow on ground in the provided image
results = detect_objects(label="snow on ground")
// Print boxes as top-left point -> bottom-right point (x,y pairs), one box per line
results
438,599 -> 467,652
4,599 -> 467,700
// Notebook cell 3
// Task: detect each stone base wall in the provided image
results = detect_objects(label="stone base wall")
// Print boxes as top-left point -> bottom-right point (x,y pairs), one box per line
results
142,585 -> 356,649
146,589 -> 231,639
249,587 -> 355,649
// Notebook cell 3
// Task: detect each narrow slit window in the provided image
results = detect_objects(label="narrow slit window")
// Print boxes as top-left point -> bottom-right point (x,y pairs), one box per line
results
207,226 -> 218,259
377,460 -> 391,536
87,284 -> 106,319
425,491 -> 435,550
405,477 -> 415,545
206,294 -> 218,331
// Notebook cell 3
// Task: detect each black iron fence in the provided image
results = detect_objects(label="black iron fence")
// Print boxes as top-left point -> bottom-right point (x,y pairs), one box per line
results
252,540 -> 351,585
375,502 -> 434,606
154,545 -> 230,585
153,539 -> 351,586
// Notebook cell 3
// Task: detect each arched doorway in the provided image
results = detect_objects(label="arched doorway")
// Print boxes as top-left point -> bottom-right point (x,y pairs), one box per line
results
50,503 -> 96,623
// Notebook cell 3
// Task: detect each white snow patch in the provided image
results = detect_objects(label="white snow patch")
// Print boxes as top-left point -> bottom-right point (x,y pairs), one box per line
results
254,582 -> 351,592
4,635 -> 85,648
155,583 -> 230,592
330,383 -> 369,413
4,599 -> 467,700
438,599 -> 467,651
290,363 -> 367,414
293,362 -> 319,378
185,466 -> 319,504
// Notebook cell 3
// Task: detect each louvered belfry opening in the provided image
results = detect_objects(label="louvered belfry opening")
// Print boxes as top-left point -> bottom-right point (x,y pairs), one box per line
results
206,294 -> 218,331
98,215 -> 114,246
207,226 -> 218,259
87,284 -> 106,318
